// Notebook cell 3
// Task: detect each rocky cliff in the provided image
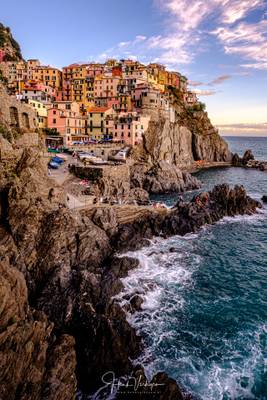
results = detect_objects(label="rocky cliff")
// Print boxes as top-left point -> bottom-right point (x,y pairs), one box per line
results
0,132 -> 261,400
135,89 -> 232,169
0,23 -> 23,61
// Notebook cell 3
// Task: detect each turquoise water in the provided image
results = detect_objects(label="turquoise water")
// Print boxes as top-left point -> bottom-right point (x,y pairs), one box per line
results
119,137 -> 267,400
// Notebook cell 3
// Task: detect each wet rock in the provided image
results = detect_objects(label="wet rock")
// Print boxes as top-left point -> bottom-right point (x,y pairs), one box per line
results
232,149 -> 255,166
130,294 -> 144,312
242,149 -> 254,164
262,195 -> 267,203
0,135 -> 261,400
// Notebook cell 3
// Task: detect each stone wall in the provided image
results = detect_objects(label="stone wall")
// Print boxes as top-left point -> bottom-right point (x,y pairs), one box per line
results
0,84 -> 36,130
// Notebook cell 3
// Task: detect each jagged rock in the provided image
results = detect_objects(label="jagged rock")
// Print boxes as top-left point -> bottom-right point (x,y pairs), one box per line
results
242,149 -> 254,164
134,110 -> 232,168
0,23 -> 23,61
41,334 -> 77,400
232,149 -> 255,166
130,161 -> 201,194
232,153 -> 241,166
262,195 -> 267,203
0,132 -> 262,399
113,184 -> 261,251
128,187 -> 150,205
91,207 -> 118,236
0,258 -> 77,400
130,294 -> 144,312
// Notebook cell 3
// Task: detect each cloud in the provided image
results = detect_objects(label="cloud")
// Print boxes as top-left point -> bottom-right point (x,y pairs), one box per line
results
220,0 -> 264,24
135,35 -> 147,41
217,122 -> 267,131
213,19 -> 267,69
192,89 -> 218,96
189,81 -> 204,86
94,0 -> 266,70
209,75 -> 232,85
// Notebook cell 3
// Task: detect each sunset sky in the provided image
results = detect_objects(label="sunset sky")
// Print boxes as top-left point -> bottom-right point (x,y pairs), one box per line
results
2,0 -> 267,135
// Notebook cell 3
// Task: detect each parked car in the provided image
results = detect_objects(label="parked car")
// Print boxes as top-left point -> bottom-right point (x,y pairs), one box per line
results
51,156 -> 64,164
48,161 -> 60,169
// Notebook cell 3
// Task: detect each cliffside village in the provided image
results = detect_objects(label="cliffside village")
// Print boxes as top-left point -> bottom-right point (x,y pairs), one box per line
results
0,56 -> 199,147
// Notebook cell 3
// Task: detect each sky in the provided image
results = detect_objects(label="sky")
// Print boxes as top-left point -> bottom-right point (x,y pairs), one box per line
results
1,0 -> 267,136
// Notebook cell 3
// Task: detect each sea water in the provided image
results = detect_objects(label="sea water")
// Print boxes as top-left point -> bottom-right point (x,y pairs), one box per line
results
118,137 -> 267,400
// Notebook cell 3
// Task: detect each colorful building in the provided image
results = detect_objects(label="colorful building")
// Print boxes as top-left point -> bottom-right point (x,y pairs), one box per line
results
107,112 -> 151,146
47,101 -> 87,145
33,66 -> 62,89
88,106 -> 113,140
94,75 -> 120,99
20,80 -> 56,102
28,99 -> 48,129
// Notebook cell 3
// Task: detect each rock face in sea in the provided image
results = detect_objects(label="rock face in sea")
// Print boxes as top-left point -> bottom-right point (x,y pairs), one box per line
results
232,150 -> 267,171
0,133 -> 261,399
130,92 -> 231,194
130,161 -> 201,194
134,95 -> 232,170
232,149 -> 254,166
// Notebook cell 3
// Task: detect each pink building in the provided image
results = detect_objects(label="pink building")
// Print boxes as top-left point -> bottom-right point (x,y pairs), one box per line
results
107,96 -> 120,110
107,112 -> 150,146
94,76 -> 120,98
47,102 -> 86,145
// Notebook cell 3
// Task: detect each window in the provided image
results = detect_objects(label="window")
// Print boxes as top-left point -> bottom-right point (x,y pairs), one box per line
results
53,119 -> 56,124
53,110 -> 56,115
121,124 -> 124,129
128,125 -> 131,129
128,132 -> 131,137
121,132 -> 124,137
101,113 -> 104,117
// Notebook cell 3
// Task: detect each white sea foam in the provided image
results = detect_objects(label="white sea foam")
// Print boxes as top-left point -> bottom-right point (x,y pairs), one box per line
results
114,204 -> 267,400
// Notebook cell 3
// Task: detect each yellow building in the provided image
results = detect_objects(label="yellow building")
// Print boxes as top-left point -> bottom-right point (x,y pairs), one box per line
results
62,63 -> 88,80
28,99 -> 48,129
33,66 -> 62,89
88,107 -> 113,140
70,77 -> 95,110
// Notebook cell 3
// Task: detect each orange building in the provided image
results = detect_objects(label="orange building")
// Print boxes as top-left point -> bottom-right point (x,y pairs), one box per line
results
33,66 -> 62,89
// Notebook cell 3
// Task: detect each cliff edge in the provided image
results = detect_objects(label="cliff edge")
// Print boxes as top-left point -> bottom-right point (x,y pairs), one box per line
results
135,87 -> 231,168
